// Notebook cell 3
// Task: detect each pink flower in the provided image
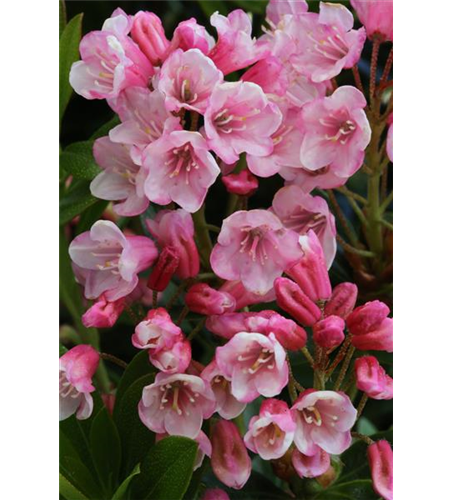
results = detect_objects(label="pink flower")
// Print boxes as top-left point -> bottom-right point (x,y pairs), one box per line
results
215,332 -> 288,403
209,10 -> 267,75
206,310 -> 276,340
59,345 -> 100,421
158,49 -> 223,114
355,356 -> 393,400
244,399 -> 296,460
247,106 -> 304,179
292,447 -> 330,478
139,372 -> 216,438
82,293 -> 125,328
69,220 -> 158,301
157,431 -> 211,471
368,440 -> 393,500
201,360 -> 246,420
201,489 -> 230,500
90,136 -> 149,216
265,313 -> 308,351
185,283 -> 236,316
346,300 -> 393,352
147,246 -> 179,292
210,210 -> 303,295
222,169 -> 259,196
387,113 -> 393,162
242,57 -> 289,98
272,186 -> 337,268
351,0 -> 393,42
266,0 -> 308,26
70,9 -> 154,100
204,82 -> 282,165
283,165 -> 351,193
274,277 -> 322,327
131,11 -> 170,65
146,209 -> 200,279
143,130 -> 220,213
211,420 -> 252,490
218,281 -> 275,311
291,390 -> 357,456
170,18 -> 216,55
324,282 -> 358,319
288,3 -> 366,82
313,316 -> 345,350
299,86 -> 371,179
151,340 -> 192,374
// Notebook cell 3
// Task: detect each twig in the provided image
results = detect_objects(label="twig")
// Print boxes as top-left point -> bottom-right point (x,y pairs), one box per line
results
301,347 -> 315,369
176,305 -> 190,325
337,186 -> 368,205
380,192 -> 393,213
152,290 -> 158,309
380,47 -> 393,85
187,318 -> 206,341
356,394 -> 369,420
336,234 -> 376,258
379,218 -> 393,231
326,335 -> 352,377
166,279 -> 193,312
370,38 -> 381,112
352,65 -> 365,95
328,190 -> 358,245
334,346 -> 356,391
352,432 -> 375,446
100,353 -> 128,370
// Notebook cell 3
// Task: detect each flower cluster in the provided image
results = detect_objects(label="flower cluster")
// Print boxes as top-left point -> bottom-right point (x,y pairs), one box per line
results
61,0 -> 393,499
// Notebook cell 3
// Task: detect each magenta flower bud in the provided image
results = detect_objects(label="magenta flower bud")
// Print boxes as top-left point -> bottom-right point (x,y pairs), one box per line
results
355,356 -> 393,400
201,489 -> 230,500
211,420 -> 251,490
324,282 -> 358,319
147,246 -> 180,292
367,440 -> 393,500
266,314 -> 307,351
274,277 -> 322,327
347,301 -> 393,352
222,169 -> 259,196
292,447 -> 330,479
313,316 -> 345,350
185,283 -> 236,316
285,231 -> 332,303
131,11 -> 170,65
350,0 -> 393,42
82,294 -> 125,328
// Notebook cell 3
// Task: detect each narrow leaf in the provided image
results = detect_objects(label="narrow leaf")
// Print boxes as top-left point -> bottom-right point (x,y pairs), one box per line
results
111,464 -> 141,500
59,0 -> 67,38
59,473 -> 89,500
60,180 -> 98,225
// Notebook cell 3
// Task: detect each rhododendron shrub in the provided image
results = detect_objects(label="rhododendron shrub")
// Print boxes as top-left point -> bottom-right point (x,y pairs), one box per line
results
59,0 -> 393,498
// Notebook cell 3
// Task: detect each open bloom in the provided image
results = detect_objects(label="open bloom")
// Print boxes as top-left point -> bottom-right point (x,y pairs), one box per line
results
216,332 -> 288,403
272,186 -> 337,269
143,130 -> 220,213
204,82 -> 282,165
211,210 -> 303,295
287,2 -> 366,82
299,86 -> 371,178
131,11 -> 170,65
91,136 -> 149,216
70,8 -> 154,100
351,0 -> 393,42
82,293 -> 125,328
292,447 -> 330,479
69,220 -> 158,301
244,399 -> 296,460
291,390 -> 357,456
139,372 -> 216,438
146,209 -> 200,279
266,0 -> 308,26
355,356 -> 393,400
368,440 -> 393,500
201,360 -> 246,420
59,345 -> 100,421
158,48 -> 223,114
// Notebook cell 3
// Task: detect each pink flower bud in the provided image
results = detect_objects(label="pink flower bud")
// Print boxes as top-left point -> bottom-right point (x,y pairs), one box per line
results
355,356 -> 393,400
292,447 -> 330,478
170,18 -> 215,55
222,169 -> 259,196
324,282 -> 358,319
219,280 -> 275,311
82,294 -> 125,328
350,0 -> 393,42
266,314 -> 307,351
206,310 -> 275,340
242,56 -> 289,97
147,246 -> 180,292
131,11 -> 170,65
211,420 -> 251,490
313,316 -> 345,350
286,231 -> 332,303
201,489 -> 230,500
185,283 -> 236,316
367,440 -> 393,500
347,301 -> 393,352
274,277 -> 322,327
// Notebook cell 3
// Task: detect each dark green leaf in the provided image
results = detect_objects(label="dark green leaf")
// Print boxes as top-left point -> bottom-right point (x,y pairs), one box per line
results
133,436 -> 198,500
59,0 -> 67,38
90,407 -> 122,495
60,142 -> 101,180
232,0 -> 266,14
111,464 -> 140,500
59,473 -> 89,500
60,180 -> 98,225
76,199 -> 109,235
313,479 -> 377,499
60,455 -> 101,499
197,0 -> 228,18
90,115 -> 120,140
60,13 -> 83,124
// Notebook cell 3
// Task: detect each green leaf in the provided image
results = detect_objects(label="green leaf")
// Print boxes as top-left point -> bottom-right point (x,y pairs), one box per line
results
197,0 -> 228,18
90,407 -> 122,495
76,199 -> 109,235
133,436 -> 198,500
60,343 -> 68,357
111,464 -> 141,500
313,479 -> 377,499
90,115 -> 120,140
60,13 -> 83,124
59,0 -> 67,38
59,473 -> 89,500
60,142 -> 101,180
114,374 -> 156,476
60,455 -> 101,500
356,417 -> 378,436
232,0 -> 266,14
60,180 -> 98,225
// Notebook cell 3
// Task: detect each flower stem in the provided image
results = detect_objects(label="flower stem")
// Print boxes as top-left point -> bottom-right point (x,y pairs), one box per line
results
356,393 -> 369,420
370,38 -> 381,112
351,432 -> 375,446
334,345 -> 356,391
352,65 -> 365,95
100,352 -> 128,370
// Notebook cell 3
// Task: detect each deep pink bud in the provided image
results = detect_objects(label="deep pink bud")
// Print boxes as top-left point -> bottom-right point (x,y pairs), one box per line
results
219,280 -> 275,311
131,12 -> 170,65
201,489 -> 230,500
211,420 -> 251,490
355,356 -> 393,400
285,231 -> 332,303
324,282 -> 358,319
222,169 -> 259,196
367,440 -> 393,500
292,447 -> 330,479
147,246 -> 179,292
266,314 -> 307,351
185,283 -> 236,315
242,56 -> 289,97
350,0 -> 393,42
347,301 -> 393,352
82,294 -> 125,328
170,18 -> 215,55
313,316 -> 345,350
274,277 -> 322,326
205,310 -> 276,340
